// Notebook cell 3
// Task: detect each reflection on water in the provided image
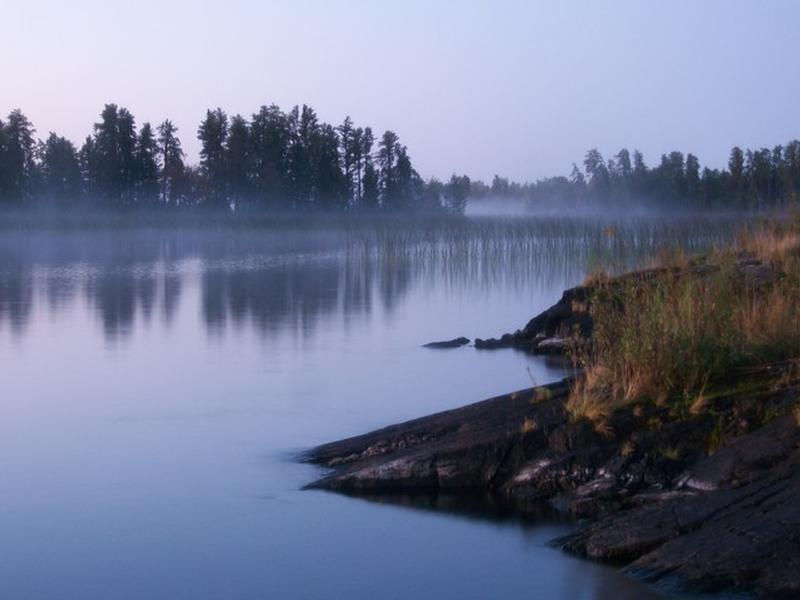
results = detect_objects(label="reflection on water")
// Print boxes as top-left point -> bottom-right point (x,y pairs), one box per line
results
0,216 -> 735,600
0,216 -> 735,340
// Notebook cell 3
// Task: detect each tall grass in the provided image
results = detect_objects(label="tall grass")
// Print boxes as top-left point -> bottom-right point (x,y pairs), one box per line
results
568,212 -> 800,422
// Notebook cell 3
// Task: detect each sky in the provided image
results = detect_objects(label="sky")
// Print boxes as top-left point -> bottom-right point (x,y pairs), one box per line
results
2,0 -> 799,182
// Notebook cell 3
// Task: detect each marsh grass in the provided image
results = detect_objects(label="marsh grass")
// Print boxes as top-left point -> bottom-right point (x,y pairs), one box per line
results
568,212 -> 800,427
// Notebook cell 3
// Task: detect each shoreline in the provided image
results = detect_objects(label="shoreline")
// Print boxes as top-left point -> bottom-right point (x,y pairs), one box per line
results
303,261 -> 800,598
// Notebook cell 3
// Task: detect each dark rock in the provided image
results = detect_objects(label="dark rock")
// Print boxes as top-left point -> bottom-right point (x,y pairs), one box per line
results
303,375 -> 800,597
474,337 -> 510,349
304,379 -> 572,490
422,337 -> 470,349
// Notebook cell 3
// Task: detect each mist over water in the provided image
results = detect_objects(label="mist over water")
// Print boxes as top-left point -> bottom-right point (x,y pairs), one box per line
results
0,214 -> 738,600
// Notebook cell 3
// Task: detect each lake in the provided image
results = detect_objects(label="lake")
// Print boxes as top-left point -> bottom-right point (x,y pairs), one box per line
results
0,214 -> 737,599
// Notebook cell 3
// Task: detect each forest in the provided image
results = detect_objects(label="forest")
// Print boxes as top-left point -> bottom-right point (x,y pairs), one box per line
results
475,144 -> 800,211
0,104 -> 798,213
0,105 -> 468,214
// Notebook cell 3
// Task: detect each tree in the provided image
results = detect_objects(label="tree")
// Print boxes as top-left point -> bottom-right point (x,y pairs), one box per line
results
783,141 -> 800,204
377,130 -> 400,208
686,153 -> 700,204
197,108 -> 229,207
444,174 -> 470,214
3,109 -> 37,204
40,133 -> 81,204
117,108 -> 137,204
0,117 -> 8,201
338,116 -> 356,203
420,177 -> 444,211
583,148 -> 610,201
286,105 -> 319,208
770,145 -> 784,204
91,104 -> 122,203
313,123 -> 347,209
362,162 -> 379,209
136,123 -> 160,204
157,119 -> 184,206
492,175 -> 510,196
615,148 -> 632,178
701,167 -> 722,208
394,144 -> 420,208
250,104 -> 290,208
659,151 -> 686,201
225,114 -> 250,207
356,127 -> 375,208
610,148 -> 632,202
728,146 -> 745,204
746,148 -> 772,209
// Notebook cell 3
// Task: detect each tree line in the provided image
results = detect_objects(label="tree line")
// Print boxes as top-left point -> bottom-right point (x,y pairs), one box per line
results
474,145 -> 800,211
2,104 -> 798,214
0,105 -> 469,213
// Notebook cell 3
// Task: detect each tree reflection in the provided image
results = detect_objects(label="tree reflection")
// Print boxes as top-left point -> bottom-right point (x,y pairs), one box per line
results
0,256 -> 33,335
0,217 -> 738,342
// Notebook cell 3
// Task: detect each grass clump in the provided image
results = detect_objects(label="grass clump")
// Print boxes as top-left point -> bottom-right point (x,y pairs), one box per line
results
568,212 -> 800,421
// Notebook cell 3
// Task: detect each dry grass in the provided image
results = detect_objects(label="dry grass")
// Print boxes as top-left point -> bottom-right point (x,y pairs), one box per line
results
658,445 -> 682,461
648,246 -> 691,270
737,219 -> 800,263
565,368 -> 616,435
620,439 -> 635,457
569,212 -> 800,417
520,417 -> 538,434
689,382 -> 710,415
583,270 -> 611,287
530,386 -> 553,403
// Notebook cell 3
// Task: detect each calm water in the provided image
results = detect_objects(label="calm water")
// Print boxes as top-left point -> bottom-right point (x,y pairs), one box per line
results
0,215 -> 735,600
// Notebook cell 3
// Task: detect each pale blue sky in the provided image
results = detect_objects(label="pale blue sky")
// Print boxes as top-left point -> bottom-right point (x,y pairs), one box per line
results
3,0 -> 798,181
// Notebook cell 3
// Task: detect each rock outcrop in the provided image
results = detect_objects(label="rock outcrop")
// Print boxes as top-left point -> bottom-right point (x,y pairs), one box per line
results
304,368 -> 800,597
422,337 -> 470,349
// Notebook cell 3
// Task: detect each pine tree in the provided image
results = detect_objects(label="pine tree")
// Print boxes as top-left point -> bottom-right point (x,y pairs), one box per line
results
157,119 -> 184,206
197,108 -> 229,207
118,108 -> 137,204
250,104 -> 291,209
91,104 -> 122,203
41,133 -> 81,204
136,123 -> 160,204
377,130 -> 399,209
225,115 -> 250,208
3,109 -> 37,204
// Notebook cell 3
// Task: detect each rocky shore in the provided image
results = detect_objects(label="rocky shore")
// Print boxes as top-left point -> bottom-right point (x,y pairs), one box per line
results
304,259 -> 800,598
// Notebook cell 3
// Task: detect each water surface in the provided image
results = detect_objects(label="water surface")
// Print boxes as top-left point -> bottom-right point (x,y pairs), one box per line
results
0,215 -> 736,599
